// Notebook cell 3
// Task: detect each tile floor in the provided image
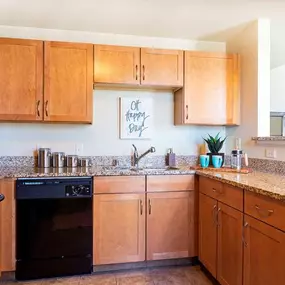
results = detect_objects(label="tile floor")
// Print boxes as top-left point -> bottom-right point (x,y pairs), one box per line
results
1,266 -> 214,285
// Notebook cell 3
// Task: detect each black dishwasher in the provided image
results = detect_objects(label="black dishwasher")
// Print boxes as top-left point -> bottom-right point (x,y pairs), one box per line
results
16,177 -> 93,280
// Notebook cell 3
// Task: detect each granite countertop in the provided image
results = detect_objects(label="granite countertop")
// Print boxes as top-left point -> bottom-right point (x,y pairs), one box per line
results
196,170 -> 285,202
0,166 -> 196,178
2,165 -> 285,202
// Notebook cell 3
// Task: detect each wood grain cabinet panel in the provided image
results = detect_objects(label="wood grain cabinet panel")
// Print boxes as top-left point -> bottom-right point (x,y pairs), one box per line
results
217,203 -> 243,285
199,192 -> 217,278
140,48 -> 183,87
94,176 -> 145,194
0,38 -> 43,121
245,191 -> 285,231
93,193 -> 145,265
0,179 -> 16,272
44,41 -> 93,123
200,177 -> 243,211
147,191 -> 195,260
174,52 -> 240,126
243,215 -> 285,285
199,177 -> 223,199
147,175 -> 194,192
94,45 -> 140,85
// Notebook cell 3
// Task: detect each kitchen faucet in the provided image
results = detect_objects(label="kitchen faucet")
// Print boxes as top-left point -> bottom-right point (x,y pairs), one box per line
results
132,144 -> 156,168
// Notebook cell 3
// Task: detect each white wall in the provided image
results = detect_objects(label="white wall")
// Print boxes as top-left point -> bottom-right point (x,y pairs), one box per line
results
0,26 -> 225,156
271,65 -> 285,112
226,19 -> 271,158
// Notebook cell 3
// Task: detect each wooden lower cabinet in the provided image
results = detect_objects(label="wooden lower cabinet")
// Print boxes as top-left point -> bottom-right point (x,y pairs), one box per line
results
93,193 -> 145,265
244,215 -> 285,285
199,193 -> 217,277
147,191 -> 195,260
217,203 -> 243,285
0,179 -> 15,272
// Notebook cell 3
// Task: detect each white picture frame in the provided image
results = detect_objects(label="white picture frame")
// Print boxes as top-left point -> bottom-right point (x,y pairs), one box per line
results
119,97 -> 153,140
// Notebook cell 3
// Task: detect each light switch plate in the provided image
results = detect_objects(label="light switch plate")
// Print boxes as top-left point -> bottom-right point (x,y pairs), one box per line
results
75,143 -> 84,155
265,148 -> 277,158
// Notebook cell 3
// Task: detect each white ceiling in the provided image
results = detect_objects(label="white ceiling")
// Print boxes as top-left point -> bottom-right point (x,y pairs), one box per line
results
0,0 -> 284,68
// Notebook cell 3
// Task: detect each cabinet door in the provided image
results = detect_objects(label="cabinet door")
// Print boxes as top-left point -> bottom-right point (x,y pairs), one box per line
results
217,202 -> 243,285
44,41 -> 93,123
93,193 -> 145,265
140,48 -> 183,87
94,45 -> 140,85
244,215 -> 285,285
199,193 -> 217,277
0,38 -> 43,121
0,179 -> 16,272
147,191 -> 194,260
180,52 -> 239,125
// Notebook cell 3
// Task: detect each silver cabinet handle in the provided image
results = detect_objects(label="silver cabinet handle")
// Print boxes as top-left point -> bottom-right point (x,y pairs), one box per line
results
212,205 -> 217,225
255,205 -> 274,217
45,100 -> 49,117
36,100 -> 41,117
217,207 -> 221,227
242,222 -> 249,247
142,65 -> 145,81
148,199 -> 151,215
135,65 -> 138,81
186,105 -> 189,120
140,199 -> 143,215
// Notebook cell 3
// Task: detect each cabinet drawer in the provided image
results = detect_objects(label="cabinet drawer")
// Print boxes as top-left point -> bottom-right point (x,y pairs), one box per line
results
199,177 -> 222,199
147,175 -> 194,192
94,176 -> 145,194
245,191 -> 285,231
199,177 -> 243,211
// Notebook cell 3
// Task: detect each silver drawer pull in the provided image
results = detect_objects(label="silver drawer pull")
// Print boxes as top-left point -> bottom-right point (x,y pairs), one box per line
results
255,205 -> 274,216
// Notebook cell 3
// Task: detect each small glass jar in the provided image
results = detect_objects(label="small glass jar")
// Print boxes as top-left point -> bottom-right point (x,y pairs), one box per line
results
231,150 -> 243,171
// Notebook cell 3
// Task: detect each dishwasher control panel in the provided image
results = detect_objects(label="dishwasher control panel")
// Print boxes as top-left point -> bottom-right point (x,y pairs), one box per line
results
16,177 -> 93,199
65,184 -> 91,197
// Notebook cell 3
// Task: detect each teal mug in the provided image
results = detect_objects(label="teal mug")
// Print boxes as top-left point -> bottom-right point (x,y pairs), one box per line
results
200,155 -> 210,168
212,155 -> 223,168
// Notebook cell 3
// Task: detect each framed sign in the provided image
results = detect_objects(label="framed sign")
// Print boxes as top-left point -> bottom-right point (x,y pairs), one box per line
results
120,97 -> 153,139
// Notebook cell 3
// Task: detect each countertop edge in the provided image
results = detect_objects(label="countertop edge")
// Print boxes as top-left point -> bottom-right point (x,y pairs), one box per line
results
196,170 -> 285,202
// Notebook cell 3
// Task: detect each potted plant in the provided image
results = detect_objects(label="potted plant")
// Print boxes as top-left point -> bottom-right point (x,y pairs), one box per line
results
203,132 -> 227,166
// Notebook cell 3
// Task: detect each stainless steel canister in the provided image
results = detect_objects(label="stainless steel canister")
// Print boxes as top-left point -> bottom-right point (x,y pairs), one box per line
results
66,155 -> 78,168
78,157 -> 91,167
38,148 -> 52,168
52,152 -> 66,168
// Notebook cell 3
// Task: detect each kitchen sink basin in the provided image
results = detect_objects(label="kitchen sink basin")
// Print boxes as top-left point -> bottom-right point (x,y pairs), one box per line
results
101,166 -> 180,172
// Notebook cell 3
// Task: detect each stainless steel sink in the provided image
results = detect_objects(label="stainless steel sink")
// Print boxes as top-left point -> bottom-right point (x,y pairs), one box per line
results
101,166 -> 180,172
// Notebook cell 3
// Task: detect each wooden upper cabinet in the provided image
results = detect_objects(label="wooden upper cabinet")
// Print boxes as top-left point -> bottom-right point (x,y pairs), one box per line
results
199,193 -> 217,278
147,191 -> 195,261
0,38 -> 43,121
93,193 -> 145,265
44,41 -> 93,123
140,48 -> 183,87
174,51 -> 240,126
217,202 -> 243,285
244,215 -> 285,285
94,45 -> 140,85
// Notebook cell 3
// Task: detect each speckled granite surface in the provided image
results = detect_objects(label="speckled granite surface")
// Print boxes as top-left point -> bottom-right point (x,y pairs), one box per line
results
196,170 -> 285,202
0,166 -> 196,178
0,155 -> 199,168
252,136 -> 285,141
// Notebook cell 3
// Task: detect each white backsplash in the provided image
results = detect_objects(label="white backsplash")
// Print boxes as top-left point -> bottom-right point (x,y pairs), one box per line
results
0,89 -> 225,156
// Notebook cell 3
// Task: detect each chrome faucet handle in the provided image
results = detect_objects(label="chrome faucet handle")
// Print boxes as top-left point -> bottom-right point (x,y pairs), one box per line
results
150,147 -> 156,153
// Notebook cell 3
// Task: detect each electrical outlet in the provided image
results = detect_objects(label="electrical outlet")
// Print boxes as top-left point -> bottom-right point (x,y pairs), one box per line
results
265,148 -> 277,159
75,144 -> 84,155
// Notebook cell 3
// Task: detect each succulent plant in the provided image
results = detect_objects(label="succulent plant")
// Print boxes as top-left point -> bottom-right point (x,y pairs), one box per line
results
203,132 -> 226,154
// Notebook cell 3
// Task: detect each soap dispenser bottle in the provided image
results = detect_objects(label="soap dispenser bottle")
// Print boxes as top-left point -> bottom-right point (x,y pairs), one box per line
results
167,148 -> 176,167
